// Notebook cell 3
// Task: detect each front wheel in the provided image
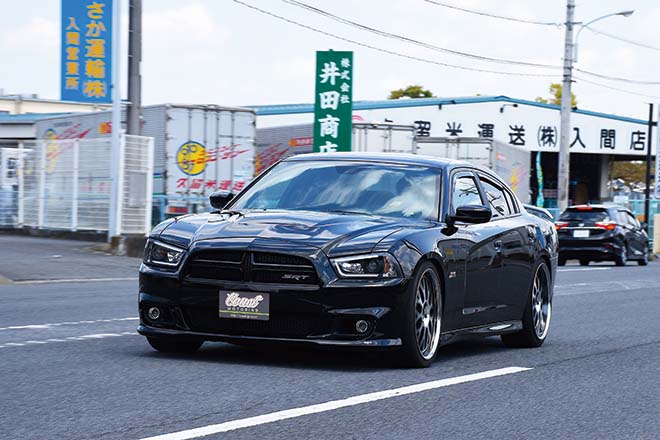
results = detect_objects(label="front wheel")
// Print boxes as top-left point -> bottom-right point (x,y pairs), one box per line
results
147,336 -> 203,354
501,261 -> 552,348
396,261 -> 442,368
579,259 -> 589,266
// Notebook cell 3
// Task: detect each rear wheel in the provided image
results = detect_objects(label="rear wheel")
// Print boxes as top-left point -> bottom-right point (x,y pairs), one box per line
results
615,245 -> 628,266
397,261 -> 442,368
579,259 -> 589,266
147,336 -> 203,354
558,257 -> 566,266
501,261 -> 551,348
638,247 -> 649,266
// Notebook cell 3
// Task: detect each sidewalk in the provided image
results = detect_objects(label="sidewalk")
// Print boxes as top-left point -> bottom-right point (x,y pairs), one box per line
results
0,235 -> 140,282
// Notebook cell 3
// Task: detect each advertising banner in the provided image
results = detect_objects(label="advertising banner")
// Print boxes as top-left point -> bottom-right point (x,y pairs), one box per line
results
61,0 -> 113,103
313,51 -> 353,152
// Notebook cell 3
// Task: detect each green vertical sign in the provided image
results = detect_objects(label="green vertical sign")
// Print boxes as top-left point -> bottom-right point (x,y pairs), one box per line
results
313,51 -> 353,152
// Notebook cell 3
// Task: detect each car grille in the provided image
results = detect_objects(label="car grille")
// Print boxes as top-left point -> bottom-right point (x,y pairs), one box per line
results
183,250 -> 319,285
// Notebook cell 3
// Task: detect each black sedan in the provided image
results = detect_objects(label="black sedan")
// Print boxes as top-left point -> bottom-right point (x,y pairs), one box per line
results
555,204 -> 649,266
138,153 -> 558,367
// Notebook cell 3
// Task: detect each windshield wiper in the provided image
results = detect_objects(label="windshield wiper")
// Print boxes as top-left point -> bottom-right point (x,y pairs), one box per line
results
328,210 -> 375,217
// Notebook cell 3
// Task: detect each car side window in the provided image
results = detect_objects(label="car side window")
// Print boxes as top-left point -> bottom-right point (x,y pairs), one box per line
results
479,177 -> 511,219
618,211 -> 631,226
626,212 -> 640,228
452,175 -> 482,210
504,189 -> 519,214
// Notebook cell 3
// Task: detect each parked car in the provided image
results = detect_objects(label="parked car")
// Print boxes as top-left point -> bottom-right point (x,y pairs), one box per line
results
138,153 -> 558,367
524,204 -> 554,223
555,204 -> 649,266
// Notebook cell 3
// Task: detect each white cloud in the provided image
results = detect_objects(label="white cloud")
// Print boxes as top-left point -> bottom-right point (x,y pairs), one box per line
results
0,16 -> 57,51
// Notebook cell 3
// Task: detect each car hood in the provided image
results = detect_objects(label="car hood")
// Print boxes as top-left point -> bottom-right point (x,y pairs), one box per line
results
157,210 -> 430,257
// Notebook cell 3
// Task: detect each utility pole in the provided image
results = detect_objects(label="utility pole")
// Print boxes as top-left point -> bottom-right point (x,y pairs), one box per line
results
557,0 -> 575,212
108,0 -> 123,241
644,103 -> 654,232
127,0 -> 142,135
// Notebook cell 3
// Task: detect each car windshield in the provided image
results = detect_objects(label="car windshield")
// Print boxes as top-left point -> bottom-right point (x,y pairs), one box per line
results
559,208 -> 610,223
230,160 -> 441,221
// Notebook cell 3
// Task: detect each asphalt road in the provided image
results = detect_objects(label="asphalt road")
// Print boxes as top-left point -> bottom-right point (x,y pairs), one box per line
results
1,235 -> 660,439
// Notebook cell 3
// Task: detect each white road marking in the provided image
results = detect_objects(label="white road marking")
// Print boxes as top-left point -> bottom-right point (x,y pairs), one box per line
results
0,317 -> 138,331
0,331 -> 138,349
140,366 -> 532,440
557,267 -> 611,272
12,277 -> 137,285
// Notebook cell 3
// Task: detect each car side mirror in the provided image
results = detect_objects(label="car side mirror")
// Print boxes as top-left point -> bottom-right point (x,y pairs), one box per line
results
641,221 -> 648,230
448,204 -> 492,225
209,191 -> 234,210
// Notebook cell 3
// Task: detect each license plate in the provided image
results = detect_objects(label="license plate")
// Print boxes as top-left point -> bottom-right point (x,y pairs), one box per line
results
219,291 -> 270,321
573,230 -> 590,238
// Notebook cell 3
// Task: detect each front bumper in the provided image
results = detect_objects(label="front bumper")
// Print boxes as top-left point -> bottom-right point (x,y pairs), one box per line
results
137,324 -> 402,347
138,266 -> 410,347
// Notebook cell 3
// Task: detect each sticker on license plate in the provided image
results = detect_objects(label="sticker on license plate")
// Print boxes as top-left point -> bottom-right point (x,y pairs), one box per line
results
219,291 -> 270,321
573,230 -> 590,238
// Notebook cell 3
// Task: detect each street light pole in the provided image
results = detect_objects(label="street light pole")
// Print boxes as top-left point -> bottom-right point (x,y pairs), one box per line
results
557,5 -> 634,212
557,0 -> 575,212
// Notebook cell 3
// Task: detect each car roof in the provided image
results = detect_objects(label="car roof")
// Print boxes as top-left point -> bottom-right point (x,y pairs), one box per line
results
283,152 -> 492,173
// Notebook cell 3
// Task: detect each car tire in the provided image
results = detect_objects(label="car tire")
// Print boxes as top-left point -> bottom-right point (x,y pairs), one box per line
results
396,261 -> 442,368
638,247 -> 649,266
558,258 -> 566,266
615,245 -> 628,266
501,261 -> 552,348
579,259 -> 589,266
147,336 -> 203,354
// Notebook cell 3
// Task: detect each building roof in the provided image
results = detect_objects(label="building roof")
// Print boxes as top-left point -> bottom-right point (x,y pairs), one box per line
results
248,95 -> 647,125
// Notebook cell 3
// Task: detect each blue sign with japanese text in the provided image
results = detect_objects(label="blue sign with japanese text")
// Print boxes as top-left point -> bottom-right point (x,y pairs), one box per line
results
61,0 -> 113,103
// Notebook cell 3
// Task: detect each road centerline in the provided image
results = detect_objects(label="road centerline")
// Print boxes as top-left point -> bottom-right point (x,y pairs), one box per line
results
139,366 -> 532,440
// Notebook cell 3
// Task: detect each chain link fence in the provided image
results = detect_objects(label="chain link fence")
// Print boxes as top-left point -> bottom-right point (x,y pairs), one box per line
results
0,135 -> 153,236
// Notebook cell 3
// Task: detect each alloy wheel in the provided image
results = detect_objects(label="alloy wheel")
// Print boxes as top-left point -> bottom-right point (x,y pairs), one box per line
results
531,265 -> 551,340
414,268 -> 441,360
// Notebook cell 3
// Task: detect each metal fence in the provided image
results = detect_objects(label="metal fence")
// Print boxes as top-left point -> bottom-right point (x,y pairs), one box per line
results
1,135 -> 154,236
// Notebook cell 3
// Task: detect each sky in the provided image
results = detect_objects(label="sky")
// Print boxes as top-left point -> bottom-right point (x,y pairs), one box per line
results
1,0 -> 660,121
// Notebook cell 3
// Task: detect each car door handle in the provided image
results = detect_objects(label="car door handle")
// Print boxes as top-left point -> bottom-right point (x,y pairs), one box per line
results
494,240 -> 503,253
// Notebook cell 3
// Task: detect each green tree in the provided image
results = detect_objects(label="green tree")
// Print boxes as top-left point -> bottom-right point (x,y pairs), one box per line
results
612,160 -> 652,183
535,83 -> 577,107
388,85 -> 433,99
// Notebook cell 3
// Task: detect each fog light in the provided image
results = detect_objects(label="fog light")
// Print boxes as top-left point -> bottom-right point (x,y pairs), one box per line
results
355,319 -> 369,333
147,307 -> 161,320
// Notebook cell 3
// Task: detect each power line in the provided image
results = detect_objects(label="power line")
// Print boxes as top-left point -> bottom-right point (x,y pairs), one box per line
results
231,0 -> 557,78
574,75 -> 660,100
422,0 -> 562,27
585,26 -> 660,53
576,68 -> 660,86
282,0 -> 561,69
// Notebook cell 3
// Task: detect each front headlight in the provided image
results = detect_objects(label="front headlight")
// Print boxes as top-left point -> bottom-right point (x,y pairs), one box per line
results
143,240 -> 186,267
331,253 -> 401,278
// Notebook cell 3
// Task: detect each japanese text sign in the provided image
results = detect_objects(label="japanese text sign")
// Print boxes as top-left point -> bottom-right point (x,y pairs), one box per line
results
61,0 -> 112,103
313,51 -> 353,153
